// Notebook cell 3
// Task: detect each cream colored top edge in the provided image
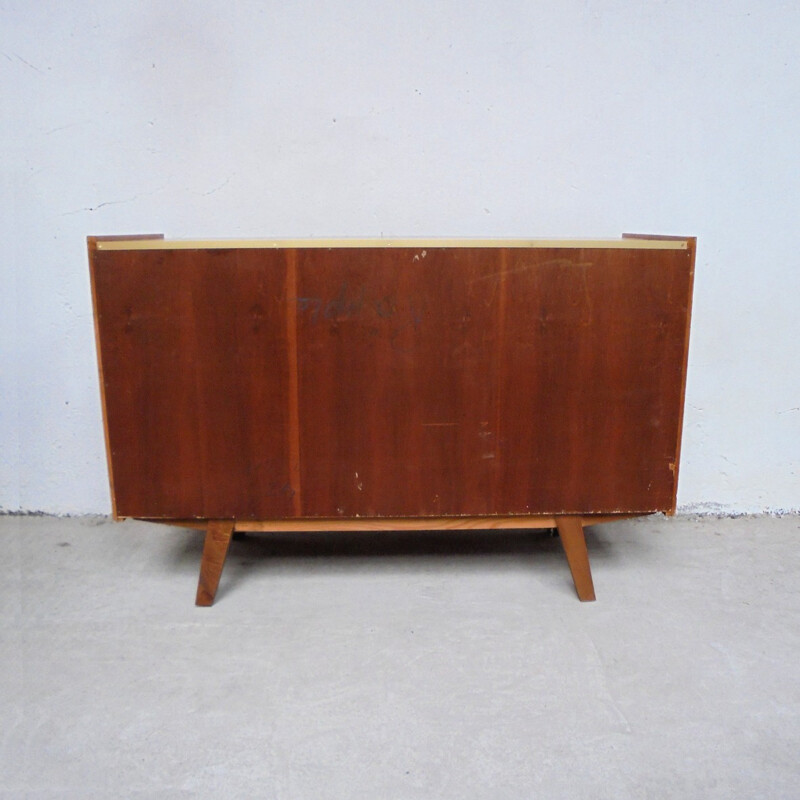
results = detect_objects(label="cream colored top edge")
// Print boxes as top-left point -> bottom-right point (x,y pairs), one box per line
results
96,238 -> 688,251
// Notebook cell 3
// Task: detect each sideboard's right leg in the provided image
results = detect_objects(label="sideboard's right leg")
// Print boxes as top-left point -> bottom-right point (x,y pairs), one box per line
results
556,516 -> 596,602
196,520 -> 235,606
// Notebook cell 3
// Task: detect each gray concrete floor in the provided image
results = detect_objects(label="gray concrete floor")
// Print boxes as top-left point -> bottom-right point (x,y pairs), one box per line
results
1,514 -> 798,799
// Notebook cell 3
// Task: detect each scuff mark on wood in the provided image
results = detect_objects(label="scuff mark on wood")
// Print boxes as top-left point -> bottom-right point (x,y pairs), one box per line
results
469,259 -> 593,284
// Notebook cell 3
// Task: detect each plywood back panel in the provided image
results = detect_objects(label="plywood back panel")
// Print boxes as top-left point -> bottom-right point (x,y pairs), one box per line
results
89,238 -> 694,519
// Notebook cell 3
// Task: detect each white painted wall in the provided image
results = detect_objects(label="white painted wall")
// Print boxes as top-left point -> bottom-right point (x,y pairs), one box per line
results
2,1 -> 798,514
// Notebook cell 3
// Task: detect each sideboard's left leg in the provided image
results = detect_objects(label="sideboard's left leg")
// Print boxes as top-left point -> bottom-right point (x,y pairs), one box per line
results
556,516 -> 596,602
196,520 -> 235,606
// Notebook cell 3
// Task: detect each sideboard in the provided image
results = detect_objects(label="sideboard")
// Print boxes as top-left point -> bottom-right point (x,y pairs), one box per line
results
88,234 -> 695,604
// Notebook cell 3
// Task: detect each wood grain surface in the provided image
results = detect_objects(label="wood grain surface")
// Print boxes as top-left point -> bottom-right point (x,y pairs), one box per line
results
89,239 -> 695,520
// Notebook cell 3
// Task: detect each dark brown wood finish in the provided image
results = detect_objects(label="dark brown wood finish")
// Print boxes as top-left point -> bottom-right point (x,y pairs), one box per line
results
91,246 -> 295,519
294,247 -> 500,517
295,246 -> 694,517
88,235 -> 165,518
90,239 -> 694,521
497,246 -> 694,514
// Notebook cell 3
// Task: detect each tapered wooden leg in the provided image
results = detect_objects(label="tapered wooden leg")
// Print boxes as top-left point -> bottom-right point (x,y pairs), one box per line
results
556,516 -> 596,602
196,520 -> 235,606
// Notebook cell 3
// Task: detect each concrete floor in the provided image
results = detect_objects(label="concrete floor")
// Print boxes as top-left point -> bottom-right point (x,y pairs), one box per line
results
0,514 -> 798,799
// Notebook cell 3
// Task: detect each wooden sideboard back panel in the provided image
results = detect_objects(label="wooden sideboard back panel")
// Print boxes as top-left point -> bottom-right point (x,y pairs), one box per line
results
89,240 -> 695,520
